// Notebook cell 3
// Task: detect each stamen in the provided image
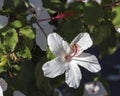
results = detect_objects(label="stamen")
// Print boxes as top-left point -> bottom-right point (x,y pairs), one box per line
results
38,11 -> 74,22
64,44 -> 78,60
70,44 -> 78,57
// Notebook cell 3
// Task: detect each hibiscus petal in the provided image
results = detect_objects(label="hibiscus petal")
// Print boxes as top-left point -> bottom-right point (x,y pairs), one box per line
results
33,23 -> 47,51
42,57 -> 66,78
48,33 -> 71,57
0,15 -> 8,29
0,0 -> 4,9
94,0 -> 102,4
29,0 -> 43,17
73,53 -> 101,73
66,0 -> 75,4
38,8 -> 55,35
0,78 -> 8,92
65,62 -> 82,88
71,33 -> 93,55
13,90 -> 26,96
0,86 -> 3,96
83,81 -> 107,96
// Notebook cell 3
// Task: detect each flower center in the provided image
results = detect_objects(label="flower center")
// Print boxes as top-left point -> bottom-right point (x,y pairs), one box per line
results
64,44 -> 78,60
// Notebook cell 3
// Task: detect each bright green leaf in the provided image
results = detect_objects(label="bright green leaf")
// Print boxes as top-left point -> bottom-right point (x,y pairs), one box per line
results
19,27 -> 35,40
111,6 -> 120,27
12,20 -> 22,28
0,43 -> 6,53
0,55 -> 8,66
3,28 -> 18,52
47,48 -> 55,60
19,46 -> 32,59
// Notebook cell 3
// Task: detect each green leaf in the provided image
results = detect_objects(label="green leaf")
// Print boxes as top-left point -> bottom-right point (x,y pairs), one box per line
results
111,6 -> 120,27
47,48 -> 55,60
59,19 -> 83,42
0,43 -> 6,53
19,27 -> 35,40
15,36 -> 33,59
84,1 -> 104,25
13,0 -> 27,13
97,28 -> 118,57
42,0 -> 64,12
68,2 -> 84,17
0,55 -> 8,66
13,64 -> 21,71
35,56 -> 52,96
11,20 -> 22,28
2,28 -> 18,52
92,22 -> 112,45
18,45 -> 32,59
3,0 -> 14,9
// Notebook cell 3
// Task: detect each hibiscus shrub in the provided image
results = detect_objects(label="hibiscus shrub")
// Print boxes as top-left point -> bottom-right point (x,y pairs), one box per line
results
0,0 -> 120,96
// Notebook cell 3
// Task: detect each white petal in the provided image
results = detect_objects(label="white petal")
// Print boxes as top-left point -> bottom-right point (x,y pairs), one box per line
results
65,62 -> 82,88
38,8 -> 55,34
0,0 -> 4,9
115,27 -> 120,33
94,0 -> 102,4
13,90 -> 26,96
0,86 -> 3,96
29,0 -> 43,17
66,0 -> 75,4
0,15 -> 8,29
48,33 -> 71,57
81,0 -> 89,3
26,14 -> 34,21
83,81 -> 107,96
71,33 -> 93,55
0,78 -> 8,92
73,53 -> 101,73
82,0 -> 101,4
42,57 -> 66,78
33,23 -> 47,51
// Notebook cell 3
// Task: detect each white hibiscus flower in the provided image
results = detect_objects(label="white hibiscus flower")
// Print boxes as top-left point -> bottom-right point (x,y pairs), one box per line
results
27,0 -> 55,51
13,90 -> 26,96
42,32 -> 101,88
0,78 -> 8,96
83,81 -> 107,96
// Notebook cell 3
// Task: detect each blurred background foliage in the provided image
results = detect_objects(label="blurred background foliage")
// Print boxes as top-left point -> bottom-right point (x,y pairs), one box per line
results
0,0 -> 120,96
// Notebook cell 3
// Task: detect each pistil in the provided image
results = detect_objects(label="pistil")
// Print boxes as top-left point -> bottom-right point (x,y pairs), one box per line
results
65,44 -> 78,60
38,11 -> 74,22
